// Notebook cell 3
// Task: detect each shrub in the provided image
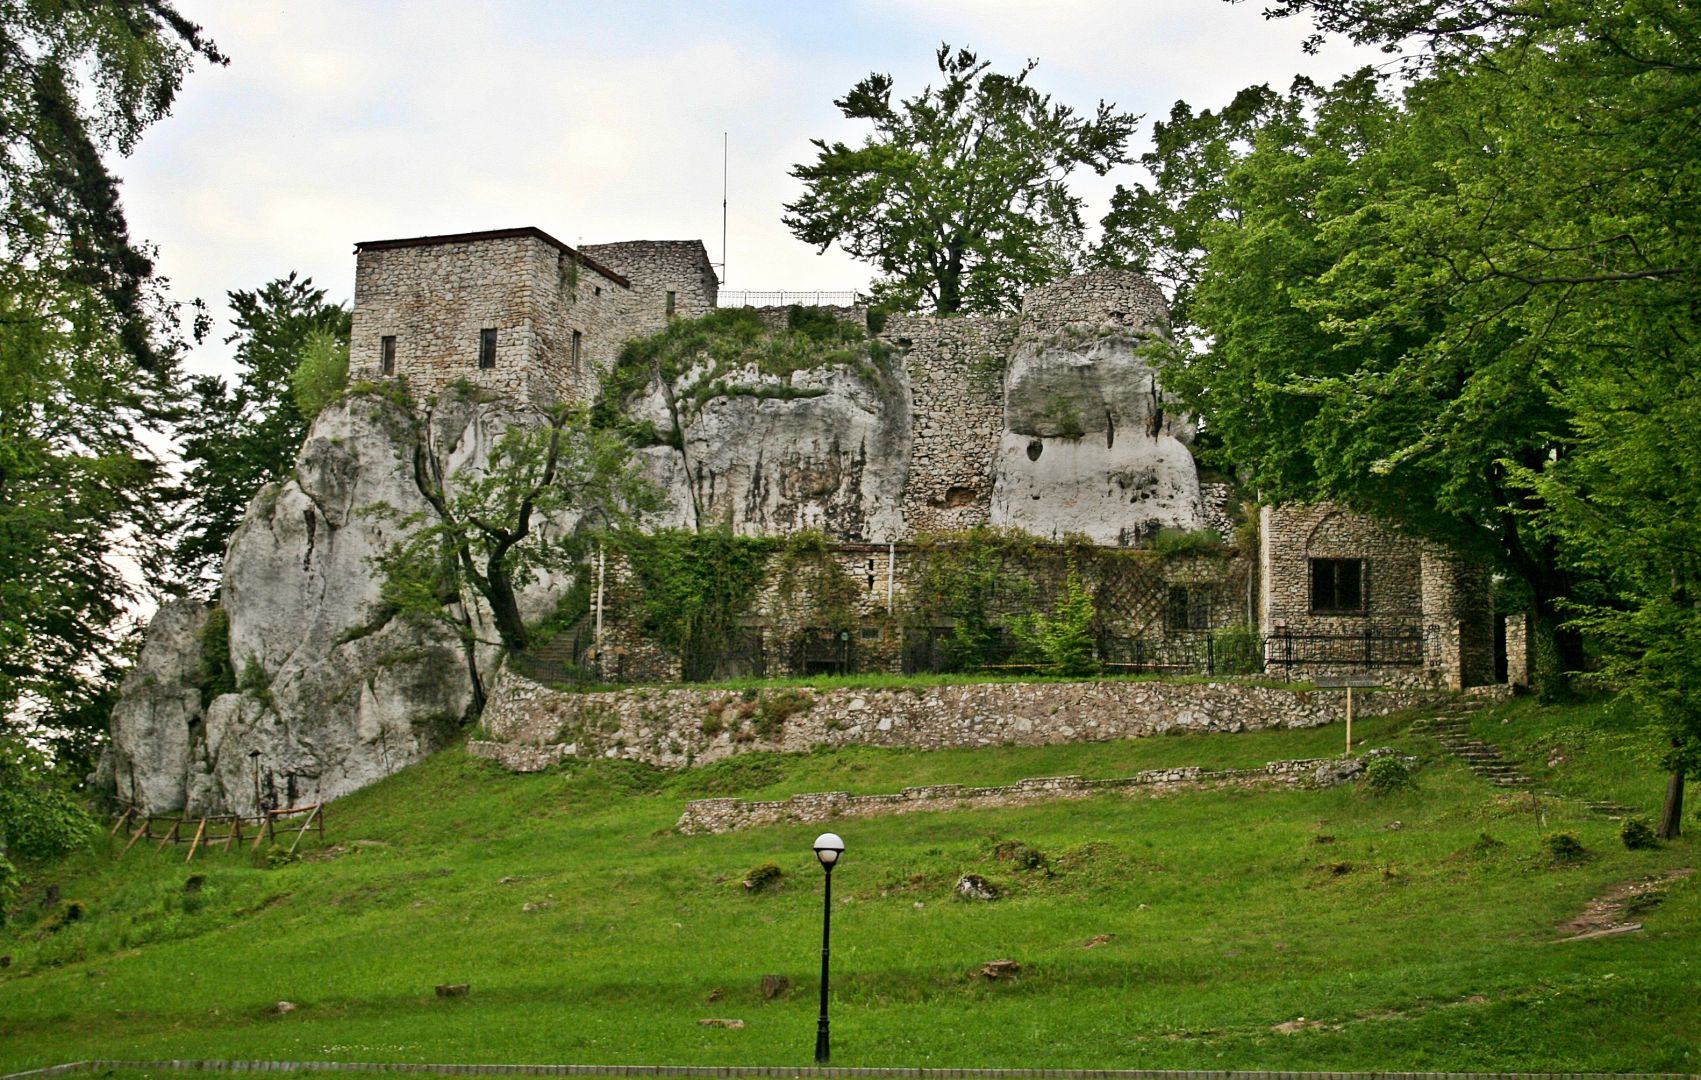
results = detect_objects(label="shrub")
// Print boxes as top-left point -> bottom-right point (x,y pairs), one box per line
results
1620,817 -> 1660,850
992,840 -> 1051,875
1012,570 -> 1097,677
1542,831 -> 1586,863
742,863 -> 783,892
754,690 -> 813,739
1361,755 -> 1414,795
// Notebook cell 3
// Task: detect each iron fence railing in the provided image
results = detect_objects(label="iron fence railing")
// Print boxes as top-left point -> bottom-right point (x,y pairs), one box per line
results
1264,626 -> 1425,671
717,290 -> 861,308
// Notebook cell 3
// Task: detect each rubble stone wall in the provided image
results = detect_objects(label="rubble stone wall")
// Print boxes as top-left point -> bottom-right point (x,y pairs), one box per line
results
888,313 -> 1015,534
468,666 -> 1443,772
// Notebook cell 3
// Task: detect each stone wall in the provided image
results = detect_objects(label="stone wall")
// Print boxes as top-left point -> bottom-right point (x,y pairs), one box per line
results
676,755 -> 1381,835
467,666 -> 1444,772
349,231 -> 630,406
1420,550 -> 1498,689
580,240 -> 719,334
888,314 -> 1014,534
1505,612 -> 1532,688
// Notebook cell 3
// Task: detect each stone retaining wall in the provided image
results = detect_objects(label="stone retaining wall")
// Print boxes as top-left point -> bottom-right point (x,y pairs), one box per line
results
676,756 -> 1367,835
467,667 -> 1444,772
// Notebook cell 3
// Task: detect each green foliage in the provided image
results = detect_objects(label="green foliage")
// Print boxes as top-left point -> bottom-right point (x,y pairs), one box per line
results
1620,818 -> 1659,851
0,1 -> 222,749
196,606 -> 235,706
0,737 -> 95,919
785,44 -> 1136,314
1360,754 -> 1413,795
608,529 -> 777,682
1209,625 -> 1264,677
902,528 -> 1041,671
290,327 -> 350,420
1012,570 -> 1097,677
1541,831 -> 1585,864
775,530 -> 863,636
374,404 -> 661,654
1149,527 -> 1227,559
176,274 -> 352,583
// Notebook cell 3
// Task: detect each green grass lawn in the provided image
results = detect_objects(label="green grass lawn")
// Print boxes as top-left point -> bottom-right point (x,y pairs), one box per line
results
2,697 -> 1697,1074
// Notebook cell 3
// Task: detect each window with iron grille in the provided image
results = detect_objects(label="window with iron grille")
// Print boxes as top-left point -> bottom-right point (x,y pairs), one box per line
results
478,328 -> 497,369
1165,586 -> 1211,630
1310,558 -> 1365,613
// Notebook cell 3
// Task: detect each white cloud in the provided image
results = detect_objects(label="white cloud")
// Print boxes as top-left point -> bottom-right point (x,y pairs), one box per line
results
121,1 -> 1387,378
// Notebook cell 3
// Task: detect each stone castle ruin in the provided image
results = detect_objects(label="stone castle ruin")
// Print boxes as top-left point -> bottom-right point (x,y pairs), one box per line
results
103,226 -> 1498,817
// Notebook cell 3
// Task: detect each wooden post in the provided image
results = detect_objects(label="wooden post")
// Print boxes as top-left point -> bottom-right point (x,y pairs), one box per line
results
185,818 -> 208,863
109,806 -> 132,837
1346,686 -> 1355,756
157,818 -> 179,852
286,805 -> 321,857
119,821 -> 149,858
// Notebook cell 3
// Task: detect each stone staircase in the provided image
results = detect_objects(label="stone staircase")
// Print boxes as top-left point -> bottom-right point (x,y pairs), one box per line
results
1411,697 -> 1634,817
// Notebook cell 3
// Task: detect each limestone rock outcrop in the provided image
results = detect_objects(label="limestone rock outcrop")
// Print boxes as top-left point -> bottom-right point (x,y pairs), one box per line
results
107,390 -> 542,815
630,360 -> 911,542
990,273 -> 1204,544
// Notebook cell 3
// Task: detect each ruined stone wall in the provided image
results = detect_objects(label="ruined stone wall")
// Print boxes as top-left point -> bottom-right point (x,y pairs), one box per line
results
349,234 -> 629,406
1505,612 -> 1532,688
469,666 -> 1444,771
888,314 -> 1015,534
677,756 -> 1377,835
1015,270 -> 1170,339
580,240 -> 719,339
1420,550 -> 1497,690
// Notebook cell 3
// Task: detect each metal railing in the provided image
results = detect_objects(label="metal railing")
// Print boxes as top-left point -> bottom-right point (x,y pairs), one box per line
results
1264,626 -> 1425,671
717,290 -> 861,308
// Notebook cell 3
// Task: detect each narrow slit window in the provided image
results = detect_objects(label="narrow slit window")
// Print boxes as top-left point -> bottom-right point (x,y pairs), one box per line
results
1310,558 -> 1365,613
380,335 -> 396,375
571,329 -> 582,374
665,290 -> 677,315
479,328 -> 497,369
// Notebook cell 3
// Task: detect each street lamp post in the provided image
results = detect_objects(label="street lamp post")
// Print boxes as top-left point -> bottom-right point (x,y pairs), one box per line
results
812,832 -> 844,1065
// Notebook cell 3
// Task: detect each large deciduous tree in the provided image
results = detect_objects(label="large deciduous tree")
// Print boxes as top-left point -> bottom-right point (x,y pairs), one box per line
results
174,274 -> 350,584
0,1 -> 222,745
784,44 -> 1137,315
1113,0 -> 1698,825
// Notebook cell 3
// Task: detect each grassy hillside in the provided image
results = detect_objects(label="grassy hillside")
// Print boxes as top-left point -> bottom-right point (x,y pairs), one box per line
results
2,698 -> 1697,1074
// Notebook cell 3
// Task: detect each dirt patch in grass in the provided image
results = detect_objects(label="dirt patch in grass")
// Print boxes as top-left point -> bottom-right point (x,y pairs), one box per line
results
1557,867 -> 1694,941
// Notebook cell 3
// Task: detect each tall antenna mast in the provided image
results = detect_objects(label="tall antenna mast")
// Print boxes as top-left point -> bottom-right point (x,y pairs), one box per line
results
728,131 -> 734,287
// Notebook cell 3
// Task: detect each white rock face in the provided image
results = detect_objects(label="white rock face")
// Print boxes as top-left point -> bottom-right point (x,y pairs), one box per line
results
632,361 -> 911,542
105,599 -> 209,810
109,390 -> 551,815
990,276 -> 1204,544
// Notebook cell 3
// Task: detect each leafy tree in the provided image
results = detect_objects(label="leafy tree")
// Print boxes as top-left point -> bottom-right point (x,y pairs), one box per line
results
0,735 -> 95,920
784,44 -> 1137,315
174,275 -> 351,584
1094,85 -> 1286,334
375,402 -> 661,660
0,1 -> 221,737
1125,1 -> 1697,813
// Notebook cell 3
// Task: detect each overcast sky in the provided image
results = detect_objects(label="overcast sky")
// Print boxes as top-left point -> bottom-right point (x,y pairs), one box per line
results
122,1 -> 1386,378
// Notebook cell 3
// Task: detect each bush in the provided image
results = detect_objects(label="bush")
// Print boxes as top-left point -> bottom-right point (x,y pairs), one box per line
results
1620,817 -> 1660,850
992,840 -> 1051,875
741,863 -> 783,892
1012,570 -> 1097,677
1361,754 -> 1414,795
1542,831 -> 1586,863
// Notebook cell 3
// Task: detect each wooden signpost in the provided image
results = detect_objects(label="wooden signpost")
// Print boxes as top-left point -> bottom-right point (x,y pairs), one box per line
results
1315,674 -> 1381,755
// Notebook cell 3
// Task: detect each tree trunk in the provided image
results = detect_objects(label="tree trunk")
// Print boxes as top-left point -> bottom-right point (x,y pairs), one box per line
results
1658,769 -> 1684,840
483,563 -> 530,653
1529,594 -> 1583,703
